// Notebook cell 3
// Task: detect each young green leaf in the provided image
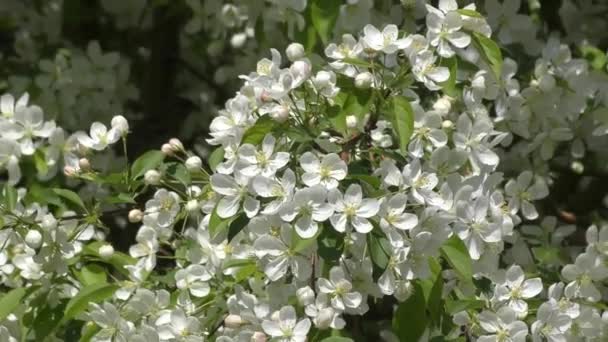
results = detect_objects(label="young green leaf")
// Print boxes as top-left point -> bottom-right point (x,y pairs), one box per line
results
0,287 -> 38,321
393,282 -> 428,342
310,0 -> 341,45
62,283 -> 119,323
53,188 -> 87,211
386,95 -> 415,156
472,32 -> 503,80
228,212 -> 249,241
2,184 -> 18,212
208,147 -> 225,172
440,235 -> 473,282
439,57 -> 458,97
131,150 -> 165,179
74,264 -> 108,286
242,116 -> 276,145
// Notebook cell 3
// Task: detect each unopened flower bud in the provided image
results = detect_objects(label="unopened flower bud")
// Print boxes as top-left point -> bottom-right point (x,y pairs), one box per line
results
442,120 -> 454,129
571,160 -> 584,174
271,105 -> 290,123
161,143 -> 173,156
355,71 -> 373,88
346,115 -> 358,129
224,314 -> 245,328
25,230 -> 42,249
78,158 -> 91,172
185,156 -> 203,172
169,138 -> 184,152
128,209 -> 143,223
286,43 -> 305,61
98,244 -> 114,259
296,286 -> 315,306
251,332 -> 267,342
290,60 -> 311,80
63,165 -> 78,177
111,115 -> 129,135
186,199 -> 199,212
230,32 -> 247,49
144,169 -> 161,185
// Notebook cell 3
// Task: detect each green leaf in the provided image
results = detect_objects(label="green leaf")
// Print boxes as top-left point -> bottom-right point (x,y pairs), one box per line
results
75,264 -> 108,286
53,188 -> 86,211
62,283 -> 119,323
82,242 -> 135,276
439,57 -> 458,97
31,301 -> 67,339
317,227 -> 344,265
0,287 -> 37,321
33,149 -> 49,175
234,264 -> 258,282
440,235 -> 473,282
346,174 -> 381,189
104,193 -> 136,205
223,258 -> 256,270
3,184 -> 18,212
242,116 -> 276,145
208,147 -> 225,172
166,162 -> 191,185
472,32 -> 503,79
341,57 -> 373,69
228,213 -> 249,241
329,89 -> 373,135
310,0 -> 340,45
457,9 -> 483,18
393,282 -> 428,342
580,44 -> 608,70
131,150 -> 165,179
368,230 -> 391,270
386,95 -> 414,156
292,225 -> 322,253
445,299 -> 486,314
208,207 -> 234,238
321,338 -> 354,342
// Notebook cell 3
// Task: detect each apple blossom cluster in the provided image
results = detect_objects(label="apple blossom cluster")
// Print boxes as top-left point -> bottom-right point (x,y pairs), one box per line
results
1,1 -> 608,342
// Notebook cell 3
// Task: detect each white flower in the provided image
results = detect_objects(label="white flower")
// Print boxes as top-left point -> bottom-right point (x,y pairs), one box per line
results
175,264 -> 212,297
156,309 -> 202,341
311,71 -> 340,98
494,265 -> 543,316
453,115 -> 500,168
75,122 -> 121,151
129,226 -> 159,271
300,152 -> 347,190
110,115 -> 129,136
252,169 -> 296,215
0,93 -> 29,118
561,252 -> 608,302
411,50 -> 450,90
530,301 -> 571,342
279,186 -> 333,238
253,225 -> 312,281
328,184 -> 379,234
262,306 -> 311,342
325,34 -> 363,77
426,2 -> 471,57
505,171 -> 549,220
402,159 -> 441,205
478,307 -> 529,342
0,138 -> 21,185
237,134 -> 290,177
0,105 -> 56,155
305,293 -> 345,329
145,189 -> 181,228
361,24 -> 411,54
211,172 -> 259,218
454,196 -> 502,260
379,193 -> 418,232
318,266 -> 363,311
